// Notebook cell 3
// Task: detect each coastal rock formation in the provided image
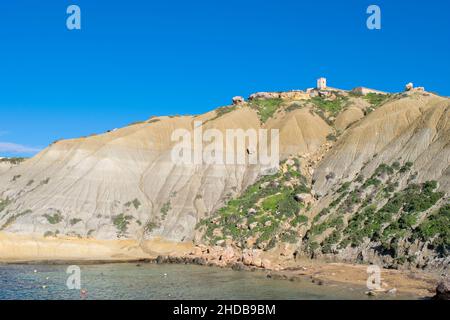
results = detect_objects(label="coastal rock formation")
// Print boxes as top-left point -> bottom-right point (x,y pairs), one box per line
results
0,86 -> 448,275
433,280 -> 450,300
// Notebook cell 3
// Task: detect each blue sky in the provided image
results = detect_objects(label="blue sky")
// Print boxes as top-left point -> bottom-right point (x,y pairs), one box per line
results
0,0 -> 449,157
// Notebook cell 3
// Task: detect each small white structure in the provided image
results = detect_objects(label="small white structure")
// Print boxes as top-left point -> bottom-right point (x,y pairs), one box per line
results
317,77 -> 327,90
405,82 -> 414,91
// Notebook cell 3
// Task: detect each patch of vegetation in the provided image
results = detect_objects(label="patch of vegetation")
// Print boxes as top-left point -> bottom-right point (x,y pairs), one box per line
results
337,182 -> 351,193
374,163 -> 394,177
399,161 -> 413,173
43,211 -> 63,224
363,93 -> 390,107
198,163 -> 309,250
285,101 -> 305,112
69,218 -> 82,226
26,180 -> 34,187
144,221 -> 159,234
362,177 -> 381,188
125,198 -> 141,210
212,105 -> 237,120
291,214 -> 308,227
280,229 -> 298,244
160,201 -> 171,219
0,157 -> 26,165
310,95 -> 348,116
249,98 -> 284,123
0,210 -> 32,231
44,230 -> 60,238
415,204 -> 450,254
326,133 -> 337,142
0,198 -> 12,212
113,214 -> 133,237
341,181 -> 443,252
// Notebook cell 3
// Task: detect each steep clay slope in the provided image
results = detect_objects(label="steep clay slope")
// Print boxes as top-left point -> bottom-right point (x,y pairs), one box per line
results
0,99 -> 330,243
313,93 -> 449,196
196,91 -> 450,272
0,89 -> 448,271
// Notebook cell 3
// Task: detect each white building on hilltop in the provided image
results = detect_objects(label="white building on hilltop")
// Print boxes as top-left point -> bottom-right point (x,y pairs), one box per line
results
317,77 -> 327,90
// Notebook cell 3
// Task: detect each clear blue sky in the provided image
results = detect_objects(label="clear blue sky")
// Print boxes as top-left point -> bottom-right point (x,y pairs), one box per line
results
0,0 -> 449,156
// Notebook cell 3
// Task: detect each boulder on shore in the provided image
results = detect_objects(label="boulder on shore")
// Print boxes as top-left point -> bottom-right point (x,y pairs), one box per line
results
433,280 -> 450,300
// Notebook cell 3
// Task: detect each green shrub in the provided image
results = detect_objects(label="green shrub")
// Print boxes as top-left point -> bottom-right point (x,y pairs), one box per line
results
261,193 -> 283,212
43,212 -> 63,224
69,218 -> 82,226
399,162 -> 413,173
363,178 -> 381,188
337,182 -> 351,193
144,221 -> 159,234
0,210 -> 32,231
364,93 -> 390,107
326,133 -> 337,142
0,157 -> 26,165
213,105 -> 237,120
416,204 -> 450,253
291,214 -> 308,227
374,164 -> 394,177
310,96 -> 347,116
0,198 -> 12,212
113,214 -> 133,236
160,201 -> 171,218
249,98 -> 284,123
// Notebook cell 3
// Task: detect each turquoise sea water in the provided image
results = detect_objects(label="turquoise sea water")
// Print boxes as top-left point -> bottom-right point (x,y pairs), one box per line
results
0,263 -> 416,300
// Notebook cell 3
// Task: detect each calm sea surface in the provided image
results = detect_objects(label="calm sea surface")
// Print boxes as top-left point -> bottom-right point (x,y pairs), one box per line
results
0,263 -> 416,300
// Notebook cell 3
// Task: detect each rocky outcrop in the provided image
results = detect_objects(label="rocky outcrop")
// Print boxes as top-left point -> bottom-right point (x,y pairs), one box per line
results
179,245 -> 284,270
249,91 -> 309,101
294,193 -> 314,206
232,96 -> 245,105
0,87 -> 448,274
433,280 -> 450,300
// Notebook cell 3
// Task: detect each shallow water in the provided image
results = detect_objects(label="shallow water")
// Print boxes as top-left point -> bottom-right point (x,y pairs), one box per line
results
0,263 -> 416,300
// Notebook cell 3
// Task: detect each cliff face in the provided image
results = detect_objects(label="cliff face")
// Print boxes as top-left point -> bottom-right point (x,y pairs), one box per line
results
196,91 -> 449,272
0,88 -> 448,270
0,96 -> 330,242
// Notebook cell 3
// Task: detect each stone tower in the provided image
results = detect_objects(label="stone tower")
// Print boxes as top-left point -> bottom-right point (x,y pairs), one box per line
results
317,77 -> 327,90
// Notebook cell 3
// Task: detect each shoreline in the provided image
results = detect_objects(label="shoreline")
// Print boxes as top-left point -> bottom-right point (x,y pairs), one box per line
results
0,232 -> 440,299
0,252 -> 438,299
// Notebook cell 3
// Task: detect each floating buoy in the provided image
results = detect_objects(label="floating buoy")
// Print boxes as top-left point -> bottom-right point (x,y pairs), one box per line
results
42,285 -> 47,289
33,270 -> 37,273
